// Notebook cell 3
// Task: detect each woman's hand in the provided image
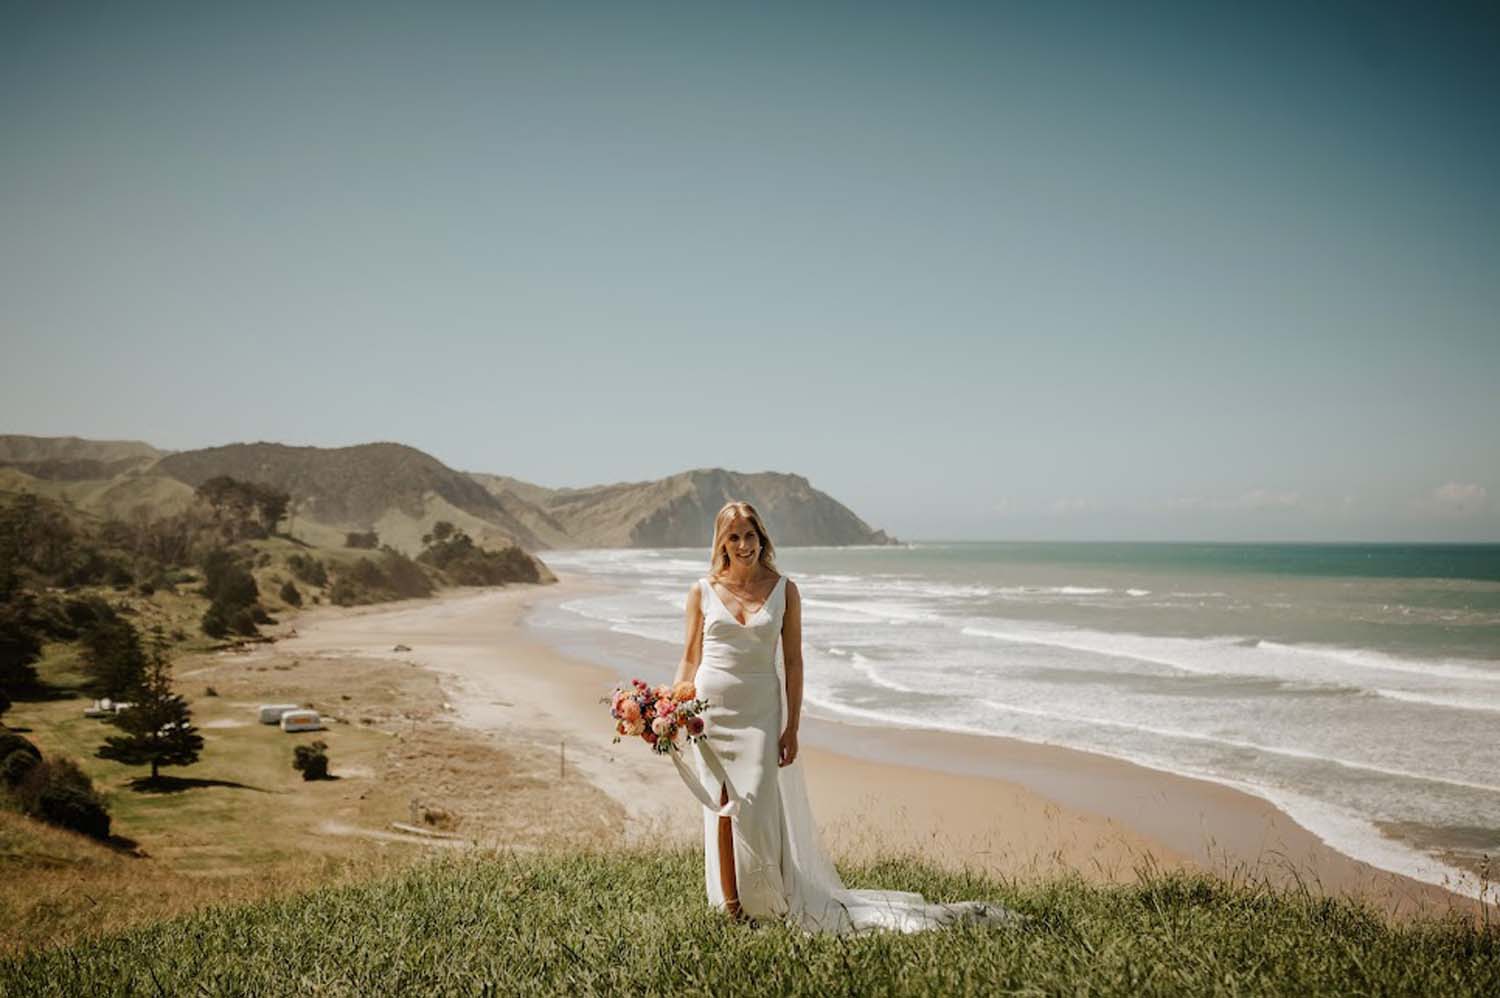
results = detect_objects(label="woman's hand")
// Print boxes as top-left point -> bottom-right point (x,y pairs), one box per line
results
778,728 -> 799,768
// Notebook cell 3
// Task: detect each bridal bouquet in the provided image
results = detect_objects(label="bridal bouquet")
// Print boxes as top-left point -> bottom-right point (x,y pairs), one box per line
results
607,679 -> 710,755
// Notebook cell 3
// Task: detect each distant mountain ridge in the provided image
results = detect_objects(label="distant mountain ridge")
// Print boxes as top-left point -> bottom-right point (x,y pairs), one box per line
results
0,435 -> 164,481
470,467 -> 897,549
0,435 -> 897,552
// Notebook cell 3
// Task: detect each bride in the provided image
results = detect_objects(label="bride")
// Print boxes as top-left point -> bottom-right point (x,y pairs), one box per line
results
670,500 -> 1017,934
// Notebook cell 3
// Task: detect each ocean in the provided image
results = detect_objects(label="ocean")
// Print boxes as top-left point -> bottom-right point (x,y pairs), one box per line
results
525,541 -> 1500,897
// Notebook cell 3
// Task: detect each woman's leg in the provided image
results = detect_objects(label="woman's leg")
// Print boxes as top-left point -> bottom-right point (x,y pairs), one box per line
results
717,783 -> 742,919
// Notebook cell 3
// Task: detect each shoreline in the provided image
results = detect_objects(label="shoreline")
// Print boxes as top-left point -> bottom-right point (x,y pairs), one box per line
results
282,577 -> 1477,916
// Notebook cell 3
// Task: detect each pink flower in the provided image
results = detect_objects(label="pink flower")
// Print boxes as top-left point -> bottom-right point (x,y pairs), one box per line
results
656,699 -> 676,717
654,684 -> 672,702
686,716 -> 704,736
619,699 -> 641,721
651,717 -> 672,737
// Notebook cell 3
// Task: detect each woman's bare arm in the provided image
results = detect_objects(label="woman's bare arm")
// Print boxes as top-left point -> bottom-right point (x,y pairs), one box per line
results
673,581 -> 705,685
779,579 -> 803,765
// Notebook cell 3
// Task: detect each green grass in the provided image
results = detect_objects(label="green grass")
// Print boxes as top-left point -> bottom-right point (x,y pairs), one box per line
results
3,847 -> 1495,996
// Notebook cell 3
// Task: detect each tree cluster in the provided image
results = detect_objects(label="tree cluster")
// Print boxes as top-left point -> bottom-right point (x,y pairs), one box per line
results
417,521 -> 542,586
199,549 -> 267,638
344,531 -> 379,549
329,549 -> 434,606
0,492 -> 134,590
194,476 -> 291,541
286,554 -> 328,589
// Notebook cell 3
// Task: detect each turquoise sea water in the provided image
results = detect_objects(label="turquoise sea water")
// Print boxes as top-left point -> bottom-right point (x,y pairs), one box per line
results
529,541 -> 1500,897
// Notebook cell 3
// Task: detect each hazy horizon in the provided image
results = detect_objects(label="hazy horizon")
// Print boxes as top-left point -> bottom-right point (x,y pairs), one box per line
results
3,2 -> 1497,543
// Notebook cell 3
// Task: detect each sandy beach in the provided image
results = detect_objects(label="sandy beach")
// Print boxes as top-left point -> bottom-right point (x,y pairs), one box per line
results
280,576 -> 1475,917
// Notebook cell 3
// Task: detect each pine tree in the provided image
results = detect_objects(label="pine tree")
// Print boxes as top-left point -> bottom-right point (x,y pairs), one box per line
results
96,628 -> 203,783
81,615 -> 147,700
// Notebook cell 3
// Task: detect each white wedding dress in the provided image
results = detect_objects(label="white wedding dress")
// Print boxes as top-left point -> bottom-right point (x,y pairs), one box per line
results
672,574 -> 1018,934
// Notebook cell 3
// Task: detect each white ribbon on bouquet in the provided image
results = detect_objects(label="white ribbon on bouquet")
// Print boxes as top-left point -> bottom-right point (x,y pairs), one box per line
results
670,738 -> 740,818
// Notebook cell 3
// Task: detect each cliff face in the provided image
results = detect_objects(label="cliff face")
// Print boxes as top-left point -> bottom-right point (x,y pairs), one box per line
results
472,468 -> 897,549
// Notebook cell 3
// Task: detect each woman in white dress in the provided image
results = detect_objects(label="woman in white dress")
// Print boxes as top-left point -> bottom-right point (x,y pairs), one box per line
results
671,500 -> 1017,934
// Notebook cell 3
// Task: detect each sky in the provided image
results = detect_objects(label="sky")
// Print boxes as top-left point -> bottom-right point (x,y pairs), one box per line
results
2,1 -> 1497,542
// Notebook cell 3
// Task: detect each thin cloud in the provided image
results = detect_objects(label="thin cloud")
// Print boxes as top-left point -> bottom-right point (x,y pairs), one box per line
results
1422,482 -> 1488,515
1166,490 -> 1302,513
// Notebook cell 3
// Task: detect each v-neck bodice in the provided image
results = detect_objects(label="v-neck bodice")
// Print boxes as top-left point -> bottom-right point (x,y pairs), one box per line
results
705,574 -> 786,627
698,575 -> 788,677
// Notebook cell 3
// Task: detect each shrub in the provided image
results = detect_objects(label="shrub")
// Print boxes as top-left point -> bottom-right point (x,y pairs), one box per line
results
286,554 -> 328,588
292,740 -> 329,781
37,779 -> 111,838
419,528 -> 544,585
0,731 -> 42,767
229,607 -> 259,637
329,552 -> 434,606
279,580 -> 302,607
2,732 -> 43,787
201,549 -> 258,609
376,550 -> 433,599
344,531 -> 379,550
9,753 -> 111,840
201,603 -> 230,639
250,606 -> 274,625
2,747 -> 40,786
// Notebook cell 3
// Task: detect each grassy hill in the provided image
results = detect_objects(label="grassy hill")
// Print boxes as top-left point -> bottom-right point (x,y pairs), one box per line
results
1,847 -> 1494,995
153,441 -> 550,553
0,435 -> 163,466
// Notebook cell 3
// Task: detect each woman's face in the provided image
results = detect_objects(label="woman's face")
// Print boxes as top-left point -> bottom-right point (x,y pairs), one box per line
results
722,515 -> 761,568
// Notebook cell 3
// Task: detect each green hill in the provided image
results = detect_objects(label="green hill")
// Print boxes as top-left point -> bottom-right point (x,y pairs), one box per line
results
1,847 -> 1494,996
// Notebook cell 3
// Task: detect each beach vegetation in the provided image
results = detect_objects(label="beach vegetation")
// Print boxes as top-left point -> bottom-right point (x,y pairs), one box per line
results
279,579 -> 302,607
286,553 -> 328,588
418,522 -> 544,586
329,549 -> 434,606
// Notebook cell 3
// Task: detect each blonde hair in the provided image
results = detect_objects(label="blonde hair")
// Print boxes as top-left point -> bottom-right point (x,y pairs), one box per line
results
707,500 -> 779,579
